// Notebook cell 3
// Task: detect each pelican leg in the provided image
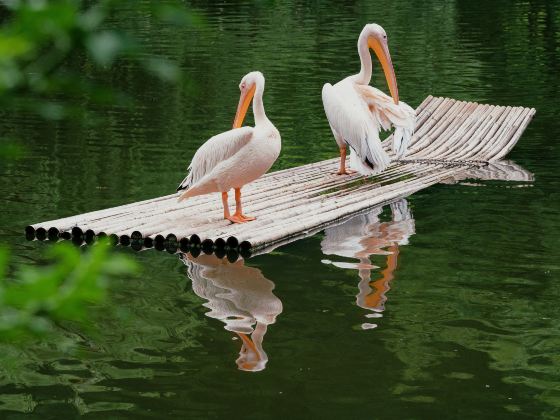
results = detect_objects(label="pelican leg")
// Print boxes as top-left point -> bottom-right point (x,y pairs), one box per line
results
222,191 -> 231,219
223,191 -> 245,224
337,146 -> 356,175
234,187 -> 256,222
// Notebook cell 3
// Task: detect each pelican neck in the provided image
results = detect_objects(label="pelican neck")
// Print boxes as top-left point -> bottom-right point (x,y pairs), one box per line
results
354,33 -> 372,85
252,83 -> 268,125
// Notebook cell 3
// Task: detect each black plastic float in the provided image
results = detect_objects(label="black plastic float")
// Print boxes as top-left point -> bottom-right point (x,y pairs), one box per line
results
36,227 -> 47,241
179,237 -> 190,252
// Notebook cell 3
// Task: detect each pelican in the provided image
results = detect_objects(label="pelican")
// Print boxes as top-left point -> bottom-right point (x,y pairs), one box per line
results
322,24 -> 416,175
177,71 -> 281,223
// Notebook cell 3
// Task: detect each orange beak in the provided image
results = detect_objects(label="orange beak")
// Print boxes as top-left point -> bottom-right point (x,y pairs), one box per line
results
368,36 -> 399,105
233,84 -> 256,128
236,332 -> 261,371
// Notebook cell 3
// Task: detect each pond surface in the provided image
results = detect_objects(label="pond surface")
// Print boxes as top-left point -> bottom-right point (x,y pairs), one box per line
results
2,0 -> 560,418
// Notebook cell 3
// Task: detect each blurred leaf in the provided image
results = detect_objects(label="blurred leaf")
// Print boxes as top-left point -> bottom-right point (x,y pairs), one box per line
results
0,0 -> 189,344
154,4 -> 205,27
0,246 -> 8,284
36,101 -> 66,120
77,4 -> 106,31
0,240 -> 138,341
0,141 -> 24,160
0,35 -> 33,60
85,30 -> 124,66
144,57 -> 181,83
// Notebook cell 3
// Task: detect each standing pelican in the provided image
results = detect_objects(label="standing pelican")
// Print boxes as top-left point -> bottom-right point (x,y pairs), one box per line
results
177,71 -> 281,223
322,24 -> 415,175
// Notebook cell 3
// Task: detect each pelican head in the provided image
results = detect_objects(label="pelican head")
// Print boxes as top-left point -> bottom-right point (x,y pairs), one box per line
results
360,23 -> 399,105
233,71 -> 265,128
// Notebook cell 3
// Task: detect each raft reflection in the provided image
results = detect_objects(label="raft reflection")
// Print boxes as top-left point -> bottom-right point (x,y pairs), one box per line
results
321,199 -> 415,329
179,253 -> 282,372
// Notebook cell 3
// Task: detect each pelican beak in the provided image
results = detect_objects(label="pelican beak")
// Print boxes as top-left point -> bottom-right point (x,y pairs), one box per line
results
236,332 -> 262,372
368,36 -> 399,105
233,84 -> 256,128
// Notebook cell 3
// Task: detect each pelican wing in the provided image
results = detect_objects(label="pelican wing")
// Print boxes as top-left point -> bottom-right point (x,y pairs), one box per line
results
322,82 -> 390,174
354,85 -> 416,158
177,126 -> 253,191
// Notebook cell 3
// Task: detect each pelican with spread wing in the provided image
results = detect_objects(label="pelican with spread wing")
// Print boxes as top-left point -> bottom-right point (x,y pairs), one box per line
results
322,24 -> 415,175
177,71 -> 281,223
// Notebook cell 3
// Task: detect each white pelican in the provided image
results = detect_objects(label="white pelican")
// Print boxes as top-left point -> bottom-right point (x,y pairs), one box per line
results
322,24 -> 416,175
177,71 -> 281,223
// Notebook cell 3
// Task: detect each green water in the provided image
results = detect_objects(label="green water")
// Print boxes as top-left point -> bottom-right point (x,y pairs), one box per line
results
2,0 -> 560,418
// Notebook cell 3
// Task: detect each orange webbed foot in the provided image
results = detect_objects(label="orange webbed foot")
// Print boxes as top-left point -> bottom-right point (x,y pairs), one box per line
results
336,169 -> 356,175
226,215 -> 247,224
226,213 -> 256,224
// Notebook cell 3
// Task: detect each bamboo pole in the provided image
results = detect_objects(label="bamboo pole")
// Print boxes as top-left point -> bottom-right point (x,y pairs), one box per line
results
456,106 -> 521,161
440,105 -> 504,159
407,98 -> 457,153
419,104 -> 498,161
446,105 -> 511,160
416,102 -> 490,158
486,108 -> 535,161
410,100 -> 472,157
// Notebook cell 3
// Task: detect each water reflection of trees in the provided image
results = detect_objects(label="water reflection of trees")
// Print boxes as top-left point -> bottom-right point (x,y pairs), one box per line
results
180,253 -> 282,372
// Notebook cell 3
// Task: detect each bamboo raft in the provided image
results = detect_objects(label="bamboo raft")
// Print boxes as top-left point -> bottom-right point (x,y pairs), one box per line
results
25,96 -> 535,258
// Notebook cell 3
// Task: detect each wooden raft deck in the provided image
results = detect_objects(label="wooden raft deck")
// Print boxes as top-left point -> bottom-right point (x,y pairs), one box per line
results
26,96 -> 536,257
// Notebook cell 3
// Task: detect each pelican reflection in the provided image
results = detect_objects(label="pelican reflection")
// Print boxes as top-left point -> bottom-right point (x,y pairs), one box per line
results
321,199 -> 415,329
179,253 -> 282,372
320,160 -> 533,329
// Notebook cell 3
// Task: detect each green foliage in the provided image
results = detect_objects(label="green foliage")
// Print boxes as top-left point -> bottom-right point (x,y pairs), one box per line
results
0,0 -> 201,159
0,1 -> 202,344
0,0 -> 200,119
0,1 -> 203,342
0,139 -> 23,160
0,240 -> 137,341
